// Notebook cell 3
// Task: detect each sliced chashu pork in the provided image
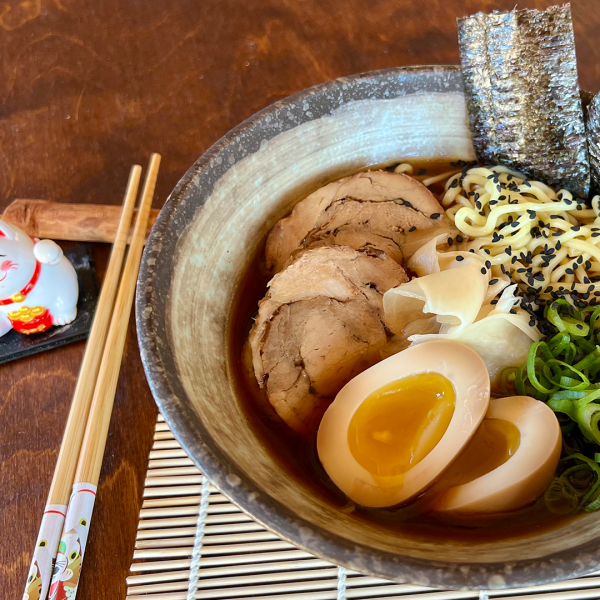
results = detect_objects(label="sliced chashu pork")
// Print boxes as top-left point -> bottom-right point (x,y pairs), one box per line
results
249,246 -> 408,434
265,170 -> 448,273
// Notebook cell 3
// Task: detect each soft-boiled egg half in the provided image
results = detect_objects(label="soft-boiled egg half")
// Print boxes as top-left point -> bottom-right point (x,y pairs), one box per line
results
433,395 -> 561,514
317,340 -> 490,508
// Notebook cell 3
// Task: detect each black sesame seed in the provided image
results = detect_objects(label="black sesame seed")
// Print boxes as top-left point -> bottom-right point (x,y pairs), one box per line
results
510,308 -> 517,314
485,260 -> 491,269
529,318 -> 536,327
489,278 -> 499,285
456,255 -> 464,262
491,299 -> 498,305
430,213 -> 440,219
556,241 -> 562,250
484,248 -> 491,255
505,247 -> 512,255
481,267 -> 487,275
409,226 -> 417,232
566,268 -> 574,274
528,210 -> 536,220
469,249 -> 475,253
417,168 -> 427,175
447,237 -> 453,246
456,235 -> 464,243
572,226 -> 581,232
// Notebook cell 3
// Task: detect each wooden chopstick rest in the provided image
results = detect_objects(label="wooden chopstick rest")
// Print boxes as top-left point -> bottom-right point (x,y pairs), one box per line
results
3,199 -> 160,243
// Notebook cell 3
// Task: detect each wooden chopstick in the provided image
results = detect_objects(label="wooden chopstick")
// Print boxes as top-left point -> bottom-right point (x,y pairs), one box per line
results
48,153 -> 161,600
22,165 -> 142,600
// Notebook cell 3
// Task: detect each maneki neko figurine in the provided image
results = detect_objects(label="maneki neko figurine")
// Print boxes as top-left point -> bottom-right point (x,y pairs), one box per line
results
0,218 -> 78,336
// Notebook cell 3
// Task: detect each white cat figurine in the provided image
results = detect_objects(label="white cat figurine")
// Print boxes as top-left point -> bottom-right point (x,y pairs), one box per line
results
0,218 -> 78,337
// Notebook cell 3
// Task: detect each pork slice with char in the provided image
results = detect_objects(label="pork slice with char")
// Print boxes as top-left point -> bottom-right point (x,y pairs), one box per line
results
249,246 -> 407,434
265,170 -> 446,273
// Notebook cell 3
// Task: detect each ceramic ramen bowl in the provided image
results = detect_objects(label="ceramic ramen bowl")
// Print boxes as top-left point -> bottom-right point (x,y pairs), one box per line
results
136,66 -> 600,590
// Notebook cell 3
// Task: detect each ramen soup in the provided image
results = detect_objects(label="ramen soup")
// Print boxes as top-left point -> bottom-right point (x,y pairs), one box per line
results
229,160 -> 600,542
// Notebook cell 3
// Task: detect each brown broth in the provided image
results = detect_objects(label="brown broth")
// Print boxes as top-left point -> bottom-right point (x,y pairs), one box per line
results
227,160 -> 578,544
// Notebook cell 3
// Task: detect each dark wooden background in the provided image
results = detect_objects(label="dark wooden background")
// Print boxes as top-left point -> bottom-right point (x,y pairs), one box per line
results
1,0 -> 599,597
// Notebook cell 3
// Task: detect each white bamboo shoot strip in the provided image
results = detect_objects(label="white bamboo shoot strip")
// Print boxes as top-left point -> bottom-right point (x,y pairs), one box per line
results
148,458 -> 195,469
139,513 -> 253,529
158,413 -> 166,422
147,467 -> 203,478
22,165 -> 142,600
144,485 -> 219,497
139,502 -> 235,518
149,449 -> 191,459
136,588 -> 340,600
136,532 -> 279,549
134,540 -> 294,559
152,440 -> 183,450
130,549 -> 315,572
127,559 -> 332,585
139,576 -> 428,600
141,504 -> 240,519
137,523 -> 265,540
143,495 -> 217,508
154,431 -> 176,441
155,422 -> 171,431
128,567 -> 342,595
146,475 -> 207,486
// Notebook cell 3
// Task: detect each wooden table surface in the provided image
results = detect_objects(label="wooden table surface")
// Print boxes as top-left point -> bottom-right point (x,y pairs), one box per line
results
2,0 -> 599,597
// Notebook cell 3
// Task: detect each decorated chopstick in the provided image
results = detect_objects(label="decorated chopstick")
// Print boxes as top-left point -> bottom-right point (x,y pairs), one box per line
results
48,153 -> 160,600
22,165 -> 141,600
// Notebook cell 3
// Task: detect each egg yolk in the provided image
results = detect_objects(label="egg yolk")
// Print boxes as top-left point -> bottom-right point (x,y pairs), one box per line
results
348,372 -> 456,478
443,419 -> 521,486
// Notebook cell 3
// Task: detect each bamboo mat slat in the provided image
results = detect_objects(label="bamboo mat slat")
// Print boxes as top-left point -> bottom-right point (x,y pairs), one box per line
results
128,416 -> 600,600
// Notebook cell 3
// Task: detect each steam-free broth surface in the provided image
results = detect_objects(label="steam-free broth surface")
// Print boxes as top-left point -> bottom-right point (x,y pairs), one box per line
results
228,160 -> 577,543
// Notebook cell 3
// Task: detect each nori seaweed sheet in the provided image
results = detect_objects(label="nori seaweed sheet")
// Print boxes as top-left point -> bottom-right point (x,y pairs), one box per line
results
588,93 -> 600,194
458,4 -> 590,198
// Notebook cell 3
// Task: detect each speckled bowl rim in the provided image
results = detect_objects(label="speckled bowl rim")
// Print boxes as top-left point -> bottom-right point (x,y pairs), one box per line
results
136,65 -> 600,590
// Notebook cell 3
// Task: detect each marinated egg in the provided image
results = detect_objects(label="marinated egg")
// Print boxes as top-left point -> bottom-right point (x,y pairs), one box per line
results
317,340 -> 490,507
434,396 -> 561,514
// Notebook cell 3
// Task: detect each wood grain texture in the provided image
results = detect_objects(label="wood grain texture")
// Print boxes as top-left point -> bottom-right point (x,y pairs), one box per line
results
0,0 -> 598,598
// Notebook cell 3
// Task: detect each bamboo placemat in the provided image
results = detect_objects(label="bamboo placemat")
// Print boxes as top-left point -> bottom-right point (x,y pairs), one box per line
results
127,415 -> 600,600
